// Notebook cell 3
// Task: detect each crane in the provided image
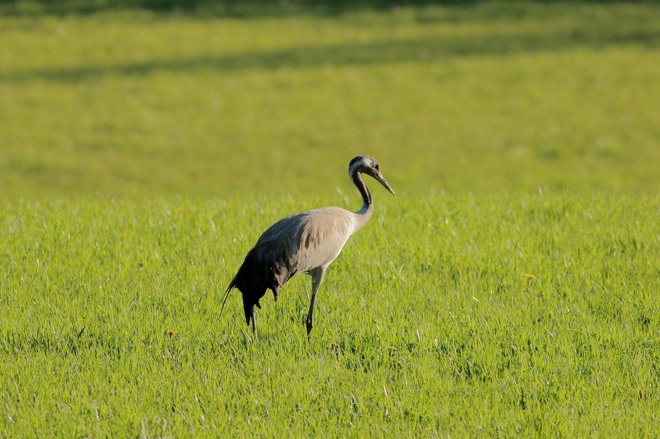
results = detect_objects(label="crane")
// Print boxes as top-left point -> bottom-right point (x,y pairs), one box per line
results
222,155 -> 395,337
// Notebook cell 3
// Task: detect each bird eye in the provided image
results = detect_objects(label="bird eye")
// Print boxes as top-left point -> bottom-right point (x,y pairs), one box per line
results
374,163 -> 379,171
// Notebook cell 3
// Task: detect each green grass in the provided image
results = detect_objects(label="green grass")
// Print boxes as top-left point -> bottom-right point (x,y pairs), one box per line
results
1,1 -> 659,436
0,194 -> 658,436
1,2 -> 659,197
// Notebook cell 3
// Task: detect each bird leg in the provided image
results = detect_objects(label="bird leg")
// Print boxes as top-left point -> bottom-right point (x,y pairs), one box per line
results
251,305 -> 257,337
306,267 -> 327,339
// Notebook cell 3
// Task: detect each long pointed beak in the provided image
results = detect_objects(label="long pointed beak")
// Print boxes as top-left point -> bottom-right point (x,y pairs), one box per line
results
375,172 -> 396,196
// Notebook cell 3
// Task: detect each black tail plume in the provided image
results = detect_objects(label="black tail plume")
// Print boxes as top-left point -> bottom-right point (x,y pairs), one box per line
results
225,248 -> 271,327
220,277 -> 235,316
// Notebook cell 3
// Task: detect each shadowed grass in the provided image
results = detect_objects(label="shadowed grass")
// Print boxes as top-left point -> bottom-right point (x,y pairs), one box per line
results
2,26 -> 658,83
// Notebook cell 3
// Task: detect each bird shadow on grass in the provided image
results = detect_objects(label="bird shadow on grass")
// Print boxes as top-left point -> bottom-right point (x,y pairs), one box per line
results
1,25 -> 658,84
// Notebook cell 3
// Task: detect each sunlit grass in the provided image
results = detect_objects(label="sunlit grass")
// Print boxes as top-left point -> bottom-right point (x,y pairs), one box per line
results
0,194 -> 658,436
0,2 -> 659,436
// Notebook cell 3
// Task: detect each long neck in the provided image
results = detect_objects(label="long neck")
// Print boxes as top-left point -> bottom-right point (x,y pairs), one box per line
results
351,171 -> 374,228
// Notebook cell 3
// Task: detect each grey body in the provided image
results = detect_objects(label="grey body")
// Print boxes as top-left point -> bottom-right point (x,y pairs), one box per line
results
254,206 -> 368,283
223,155 -> 394,337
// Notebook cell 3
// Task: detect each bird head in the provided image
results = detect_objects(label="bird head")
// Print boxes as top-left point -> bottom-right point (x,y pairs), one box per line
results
349,155 -> 395,195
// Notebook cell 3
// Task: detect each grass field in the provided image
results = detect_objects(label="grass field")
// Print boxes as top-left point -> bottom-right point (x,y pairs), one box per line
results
1,195 -> 658,436
1,2 -> 659,197
1,1 -> 659,436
